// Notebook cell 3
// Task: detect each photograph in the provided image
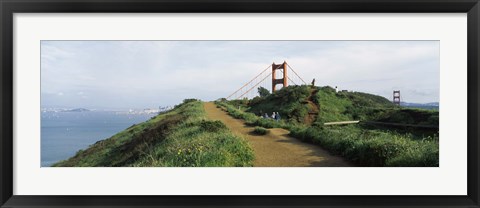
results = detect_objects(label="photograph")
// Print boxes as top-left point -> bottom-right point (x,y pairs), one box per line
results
2,0 -> 478,206
41,40 -> 439,167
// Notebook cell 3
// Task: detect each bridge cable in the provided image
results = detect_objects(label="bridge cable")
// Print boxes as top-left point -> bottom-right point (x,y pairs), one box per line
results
226,64 -> 271,99
236,71 -> 273,99
286,63 -> 307,85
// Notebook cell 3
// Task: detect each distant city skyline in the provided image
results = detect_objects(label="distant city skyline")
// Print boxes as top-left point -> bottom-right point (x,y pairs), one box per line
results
41,41 -> 439,109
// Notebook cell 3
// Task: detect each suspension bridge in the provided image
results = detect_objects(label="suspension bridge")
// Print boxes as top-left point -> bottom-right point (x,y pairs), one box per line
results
226,61 -> 308,100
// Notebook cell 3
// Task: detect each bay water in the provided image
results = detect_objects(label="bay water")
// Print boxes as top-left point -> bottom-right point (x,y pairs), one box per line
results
41,111 -> 154,167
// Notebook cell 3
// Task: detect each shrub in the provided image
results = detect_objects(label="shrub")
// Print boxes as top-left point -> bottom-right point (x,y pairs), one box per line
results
253,126 -> 269,135
258,87 -> 270,97
183,98 -> 199,103
199,120 -> 227,132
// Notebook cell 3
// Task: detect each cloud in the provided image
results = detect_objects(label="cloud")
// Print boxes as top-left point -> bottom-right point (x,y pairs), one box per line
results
41,41 -> 439,108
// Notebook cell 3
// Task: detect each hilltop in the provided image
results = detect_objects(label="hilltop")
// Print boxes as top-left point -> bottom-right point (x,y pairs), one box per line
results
225,85 -> 438,128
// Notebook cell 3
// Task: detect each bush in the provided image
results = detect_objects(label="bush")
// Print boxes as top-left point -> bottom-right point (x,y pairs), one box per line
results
183,98 -> 199,104
199,120 -> 227,132
253,126 -> 269,135
258,87 -> 270,97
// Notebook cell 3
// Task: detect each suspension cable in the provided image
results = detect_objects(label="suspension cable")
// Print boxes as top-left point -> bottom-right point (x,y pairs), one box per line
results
279,68 -> 298,86
286,63 -> 307,85
226,64 -> 271,99
236,71 -> 273,99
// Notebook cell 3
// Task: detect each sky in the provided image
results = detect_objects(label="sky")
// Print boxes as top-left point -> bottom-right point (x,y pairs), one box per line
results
41,41 -> 439,110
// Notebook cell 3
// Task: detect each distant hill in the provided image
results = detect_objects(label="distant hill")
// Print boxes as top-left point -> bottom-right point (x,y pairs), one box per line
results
401,102 -> 439,110
62,108 -> 90,112
401,102 -> 439,106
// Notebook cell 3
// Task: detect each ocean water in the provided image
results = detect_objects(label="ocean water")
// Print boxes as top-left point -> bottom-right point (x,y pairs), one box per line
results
41,111 -> 154,167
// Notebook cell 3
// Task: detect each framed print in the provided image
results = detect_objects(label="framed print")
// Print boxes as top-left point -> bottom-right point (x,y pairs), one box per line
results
1,0 -> 479,207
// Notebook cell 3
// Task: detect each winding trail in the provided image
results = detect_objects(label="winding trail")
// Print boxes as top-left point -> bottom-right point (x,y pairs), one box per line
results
203,102 -> 352,167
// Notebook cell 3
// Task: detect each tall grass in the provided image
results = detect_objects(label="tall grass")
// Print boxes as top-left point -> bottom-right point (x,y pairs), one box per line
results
289,126 -> 438,167
53,100 -> 254,167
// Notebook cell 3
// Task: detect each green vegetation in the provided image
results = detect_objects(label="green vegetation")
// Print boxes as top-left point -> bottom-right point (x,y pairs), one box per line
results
312,86 -> 439,126
253,126 -> 269,135
313,86 -> 395,123
257,86 -> 270,98
53,99 -> 254,167
290,126 -> 438,167
216,85 -> 439,167
248,85 -> 311,122
215,100 -> 301,131
55,83 -> 439,167
370,108 -> 439,126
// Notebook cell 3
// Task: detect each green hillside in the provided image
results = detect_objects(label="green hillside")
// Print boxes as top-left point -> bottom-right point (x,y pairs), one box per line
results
247,85 -> 311,122
313,86 -> 394,123
53,100 -> 254,167
313,86 -> 439,126
229,85 -> 438,128
217,85 -> 439,167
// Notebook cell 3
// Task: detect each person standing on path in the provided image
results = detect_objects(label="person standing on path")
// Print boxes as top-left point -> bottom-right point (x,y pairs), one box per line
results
275,112 -> 281,121
271,112 -> 276,119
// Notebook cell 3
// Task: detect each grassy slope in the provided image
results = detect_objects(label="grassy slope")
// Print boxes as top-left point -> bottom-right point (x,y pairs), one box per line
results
313,86 -> 439,126
53,100 -> 254,167
314,86 -> 394,122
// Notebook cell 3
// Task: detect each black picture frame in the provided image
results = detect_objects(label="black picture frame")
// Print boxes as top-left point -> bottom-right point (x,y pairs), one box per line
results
1,0 -> 479,207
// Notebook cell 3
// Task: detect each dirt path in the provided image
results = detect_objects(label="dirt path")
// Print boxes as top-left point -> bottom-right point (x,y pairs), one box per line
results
305,87 -> 319,124
203,102 -> 352,167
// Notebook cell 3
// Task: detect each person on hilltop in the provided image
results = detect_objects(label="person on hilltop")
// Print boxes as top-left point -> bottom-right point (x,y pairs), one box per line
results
271,112 -> 276,119
311,78 -> 316,86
